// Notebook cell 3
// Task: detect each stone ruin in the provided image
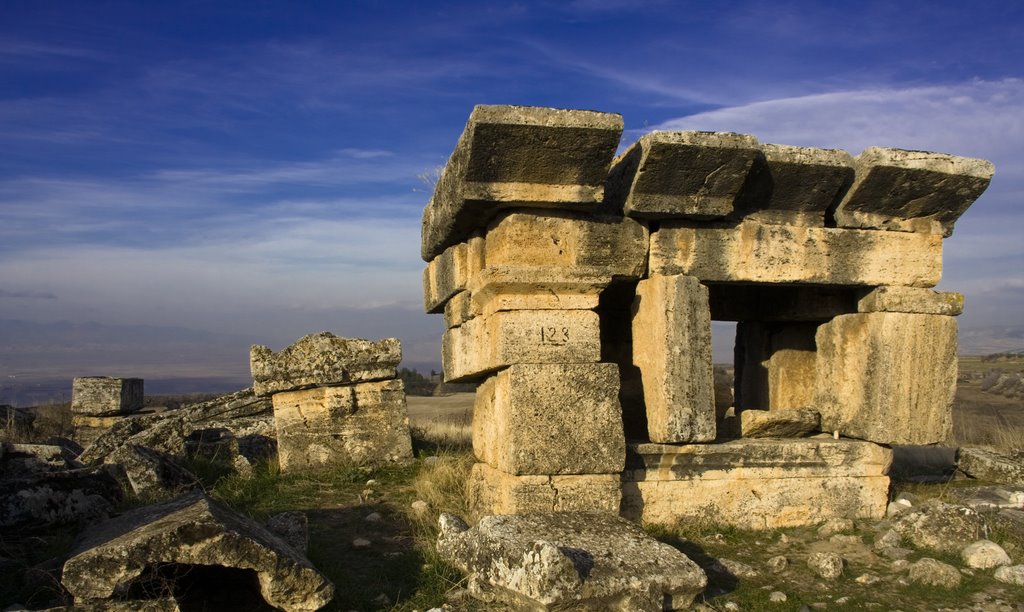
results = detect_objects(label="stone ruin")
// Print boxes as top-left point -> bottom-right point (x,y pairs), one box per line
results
250,332 -> 414,472
421,105 -> 994,529
71,376 -> 144,446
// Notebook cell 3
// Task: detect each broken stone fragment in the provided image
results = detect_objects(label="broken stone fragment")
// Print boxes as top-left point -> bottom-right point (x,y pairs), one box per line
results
607,130 -> 760,219
250,332 -> 401,396
61,492 -> 334,612
739,408 -> 820,438
0,466 -> 120,529
957,447 -> 1024,484
421,105 -> 624,261
472,363 -> 625,476
649,219 -> 943,287
833,147 -> 994,236
891,499 -> 987,554
104,444 -> 198,498
907,557 -> 961,588
857,285 -> 964,316
733,144 -> 855,226
71,377 -> 144,417
436,512 -> 707,611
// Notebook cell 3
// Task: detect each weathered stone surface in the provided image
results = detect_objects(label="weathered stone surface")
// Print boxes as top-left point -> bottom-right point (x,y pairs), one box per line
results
250,333 -> 400,396
814,313 -> 957,445
735,321 -> 818,411
739,408 -> 820,438
443,290 -> 475,328
472,363 -> 624,475
422,105 -> 624,260
436,512 -> 707,611
807,552 -> 844,580
272,379 -> 413,472
466,463 -> 620,518
961,540 -> 1011,569
73,414 -> 132,448
649,220 -> 943,287
621,439 -> 891,529
994,564 -> 1024,586
423,233 -> 485,313
105,444 -> 198,498
857,285 -> 964,316
1,443 -> 81,473
631,274 -> 716,442
734,144 -> 854,226
442,309 -> 601,382
957,447 -> 1024,484
72,377 -> 144,416
466,266 -> 608,318
892,500 -> 987,554
0,467 -> 120,528
61,492 -> 334,611
908,557 -> 961,588
607,130 -> 760,219
833,147 -> 994,236
708,284 -> 857,322
484,210 -> 648,279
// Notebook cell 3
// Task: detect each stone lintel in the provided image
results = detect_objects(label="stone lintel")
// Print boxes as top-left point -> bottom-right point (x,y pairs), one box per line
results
421,105 -> 624,261
833,147 -> 994,236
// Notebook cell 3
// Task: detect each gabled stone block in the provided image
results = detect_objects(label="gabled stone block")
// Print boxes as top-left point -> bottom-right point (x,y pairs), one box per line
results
421,105 -> 623,260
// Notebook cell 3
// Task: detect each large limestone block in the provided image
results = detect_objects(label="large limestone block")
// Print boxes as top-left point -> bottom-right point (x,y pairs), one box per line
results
607,131 -> 760,219
735,322 -> 818,411
466,266 -> 608,317
833,147 -> 994,236
621,439 -> 891,529
423,233 -> 485,313
739,408 -> 820,438
466,462 -> 621,518
437,512 -> 707,611
443,290 -> 475,328
857,285 -> 964,316
484,210 -> 648,279
631,274 -> 716,442
735,144 -> 854,226
250,333 -> 400,396
442,309 -> 601,382
472,363 -> 625,475
650,219 -> 943,286
61,492 -> 334,611
421,105 -> 624,260
814,313 -> 957,445
72,377 -> 144,416
272,379 -> 413,471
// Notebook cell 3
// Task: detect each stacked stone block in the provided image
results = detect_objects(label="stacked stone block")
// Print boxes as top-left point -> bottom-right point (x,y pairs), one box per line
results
249,333 -> 413,472
71,377 -> 144,447
423,104 -> 993,526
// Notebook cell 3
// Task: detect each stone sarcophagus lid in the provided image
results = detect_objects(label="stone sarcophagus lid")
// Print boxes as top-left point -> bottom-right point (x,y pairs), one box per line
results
421,104 -> 992,527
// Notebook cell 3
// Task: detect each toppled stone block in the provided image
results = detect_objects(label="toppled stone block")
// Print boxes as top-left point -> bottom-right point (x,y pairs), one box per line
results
607,130 -> 760,219
442,309 -> 601,382
833,147 -> 994,236
739,408 -> 820,438
735,144 -> 854,226
484,210 -> 648,279
892,499 -> 987,554
61,492 -> 334,611
957,447 -> 1024,484
72,377 -> 144,416
272,379 -> 413,472
423,233 -> 485,313
814,313 -> 956,445
421,105 -> 624,260
650,219 -> 943,287
857,285 -> 964,316
631,274 -> 716,442
621,439 -> 891,528
105,444 -> 198,498
0,466 -> 120,529
472,363 -> 624,475
466,463 -> 620,518
436,512 -> 707,611
250,333 -> 400,396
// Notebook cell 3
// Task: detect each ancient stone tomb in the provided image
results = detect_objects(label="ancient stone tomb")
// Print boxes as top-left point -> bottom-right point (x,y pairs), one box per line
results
421,105 -> 993,528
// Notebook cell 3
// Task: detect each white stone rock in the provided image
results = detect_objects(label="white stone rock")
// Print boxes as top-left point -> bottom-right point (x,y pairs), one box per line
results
994,564 -> 1024,585
807,552 -> 844,579
961,540 -> 1011,569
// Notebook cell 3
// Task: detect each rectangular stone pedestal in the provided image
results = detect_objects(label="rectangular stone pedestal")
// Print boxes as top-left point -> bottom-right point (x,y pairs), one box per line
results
72,377 -> 143,416
272,379 -> 413,471
466,462 -> 621,520
621,439 -> 891,529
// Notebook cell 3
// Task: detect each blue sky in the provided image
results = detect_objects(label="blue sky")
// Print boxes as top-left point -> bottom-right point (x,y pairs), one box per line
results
2,1 -> 1023,370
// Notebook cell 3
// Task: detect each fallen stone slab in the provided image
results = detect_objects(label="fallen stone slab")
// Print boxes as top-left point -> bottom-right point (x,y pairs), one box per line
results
436,512 -> 707,611
421,105 -> 623,261
892,499 -> 987,554
105,444 -> 199,498
739,408 -> 820,438
958,447 -> 1024,485
250,333 -> 400,396
0,466 -> 120,529
61,492 -> 334,611
607,130 -> 760,219
947,485 -> 1024,512
1,443 -> 82,474
833,147 -> 994,236
857,285 -> 964,316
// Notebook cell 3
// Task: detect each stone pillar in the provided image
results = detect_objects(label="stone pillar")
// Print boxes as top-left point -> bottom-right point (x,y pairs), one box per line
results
71,377 -> 144,446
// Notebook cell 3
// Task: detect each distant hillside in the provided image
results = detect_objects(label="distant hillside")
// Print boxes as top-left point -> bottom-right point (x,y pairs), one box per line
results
958,324 -> 1024,355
